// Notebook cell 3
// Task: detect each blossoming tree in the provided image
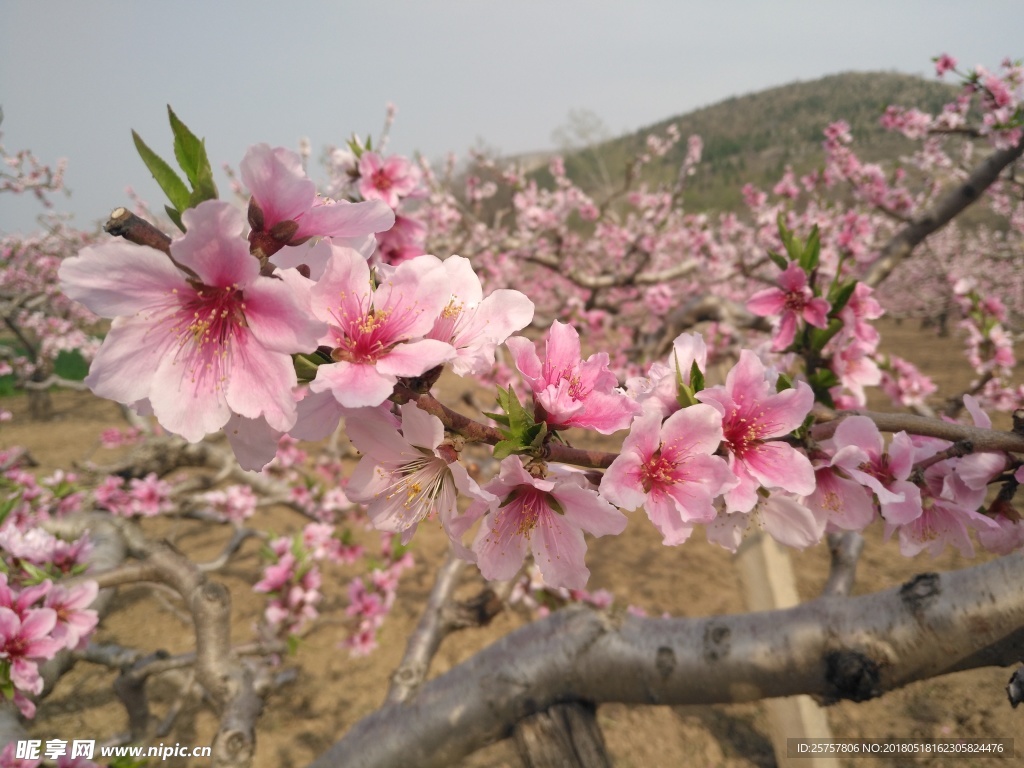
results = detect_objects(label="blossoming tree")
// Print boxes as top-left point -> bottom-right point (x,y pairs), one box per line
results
1,55 -> 1023,768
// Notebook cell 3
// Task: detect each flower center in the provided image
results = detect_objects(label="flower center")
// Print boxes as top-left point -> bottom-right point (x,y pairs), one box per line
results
371,169 -> 394,192
723,410 -> 763,457
640,449 -> 677,493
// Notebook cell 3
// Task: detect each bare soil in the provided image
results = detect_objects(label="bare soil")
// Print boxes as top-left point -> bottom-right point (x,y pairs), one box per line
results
2,319 -> 1020,768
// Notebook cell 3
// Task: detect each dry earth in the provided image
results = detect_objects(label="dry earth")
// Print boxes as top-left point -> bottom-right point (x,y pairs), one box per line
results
1,319 -> 1021,768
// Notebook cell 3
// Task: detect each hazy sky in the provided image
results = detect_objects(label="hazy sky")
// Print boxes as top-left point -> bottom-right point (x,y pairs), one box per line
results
2,0 -> 1022,233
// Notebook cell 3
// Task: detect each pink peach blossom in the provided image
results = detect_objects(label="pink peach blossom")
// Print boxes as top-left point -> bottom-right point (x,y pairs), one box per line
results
308,249 -> 455,408
747,262 -> 830,351
241,144 -> 394,244
463,457 -> 626,590
506,321 -> 641,434
59,201 -> 325,442
600,405 -> 734,544
697,351 -> 816,513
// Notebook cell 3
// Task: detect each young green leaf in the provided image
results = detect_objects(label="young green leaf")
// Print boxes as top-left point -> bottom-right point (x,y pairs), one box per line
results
799,225 -> 821,272
133,129 -> 190,212
689,360 -> 705,393
164,204 -> 185,233
168,106 -> 219,206
777,213 -> 801,261
828,279 -> 859,316
808,317 -> 844,352
768,249 -> 789,271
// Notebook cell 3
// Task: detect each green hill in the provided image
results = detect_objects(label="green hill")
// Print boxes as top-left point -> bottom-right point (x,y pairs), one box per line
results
543,72 -> 957,212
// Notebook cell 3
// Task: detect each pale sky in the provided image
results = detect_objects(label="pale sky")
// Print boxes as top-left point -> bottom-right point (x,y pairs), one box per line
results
2,0 -> 1022,234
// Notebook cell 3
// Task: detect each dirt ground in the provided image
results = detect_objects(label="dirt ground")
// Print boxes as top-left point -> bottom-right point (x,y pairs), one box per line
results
2,318 -> 1021,768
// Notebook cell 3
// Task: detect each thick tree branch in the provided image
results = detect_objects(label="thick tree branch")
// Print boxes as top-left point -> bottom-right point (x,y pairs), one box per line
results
386,554 -> 508,705
107,520 -> 263,768
865,133 -> 1024,287
309,553 -> 1024,768
386,553 -> 466,705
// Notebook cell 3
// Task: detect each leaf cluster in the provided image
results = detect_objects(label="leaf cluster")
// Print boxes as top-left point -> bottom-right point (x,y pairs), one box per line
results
132,107 -> 218,231
485,386 -> 548,460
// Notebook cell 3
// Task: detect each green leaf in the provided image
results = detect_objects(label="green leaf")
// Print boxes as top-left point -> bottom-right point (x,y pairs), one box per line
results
168,107 -> 205,186
799,225 -> 820,272
346,136 -> 365,158
808,367 -> 840,391
164,205 -> 185,233
808,317 -> 844,352
489,385 -> 548,457
492,440 -> 518,460
689,360 -> 705,393
775,372 -> 793,392
807,367 -> 838,409
167,107 -> 218,206
672,352 -> 698,408
767,250 -> 788,271
0,490 -> 21,526
777,213 -> 801,261
133,129 -> 190,212
828,279 -> 858,316
483,410 -> 511,428
294,353 -> 324,383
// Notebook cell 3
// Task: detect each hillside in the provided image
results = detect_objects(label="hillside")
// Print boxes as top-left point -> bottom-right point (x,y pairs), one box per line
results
545,71 -> 957,212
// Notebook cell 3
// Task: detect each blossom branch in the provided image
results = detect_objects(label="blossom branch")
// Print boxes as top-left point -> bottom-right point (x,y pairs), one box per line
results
392,385 -> 620,468
104,207 -> 172,256
308,553 -> 1024,768
815,408 -> 1024,454
865,132 -> 1024,287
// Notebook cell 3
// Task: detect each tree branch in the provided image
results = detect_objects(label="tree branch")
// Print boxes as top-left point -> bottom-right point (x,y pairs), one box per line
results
104,207 -> 172,256
865,133 -> 1024,287
814,408 -> 1024,454
308,552 -> 1024,768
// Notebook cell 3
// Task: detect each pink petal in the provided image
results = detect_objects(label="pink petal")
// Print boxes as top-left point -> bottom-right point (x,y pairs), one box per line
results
556,482 -> 627,537
346,407 -> 417,462
175,202 -> 258,287
745,441 -> 816,496
224,414 -> 283,471
224,337 -> 299,433
311,360 -> 396,409
241,144 -> 314,225
803,297 -> 831,328
59,242 -> 189,318
295,199 -> 395,239
506,336 -> 543,386
289,389 -> 345,441
759,383 -> 815,438
243,270 -> 325,354
84,317 -> 170,405
746,287 -> 787,317
645,489 -> 698,545
375,340 -> 455,377
474,505 -> 530,581
660,403 -> 724,457
532,510 -> 590,590
399,402 -> 444,451
760,495 -> 825,549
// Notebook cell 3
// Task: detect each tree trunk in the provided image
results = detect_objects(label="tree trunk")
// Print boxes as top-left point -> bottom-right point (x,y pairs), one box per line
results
513,702 -> 611,768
